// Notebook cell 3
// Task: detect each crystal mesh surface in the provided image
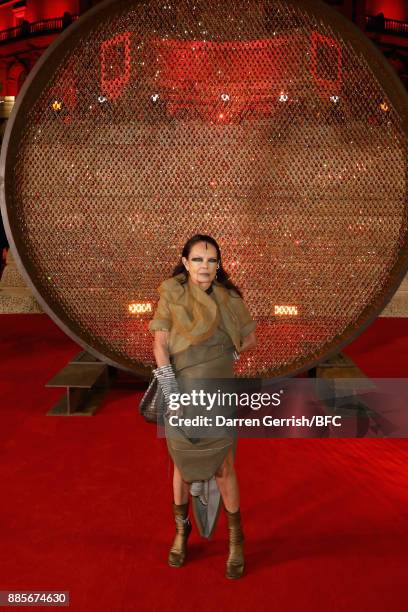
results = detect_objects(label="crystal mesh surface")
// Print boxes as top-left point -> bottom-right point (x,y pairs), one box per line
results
4,0 -> 408,376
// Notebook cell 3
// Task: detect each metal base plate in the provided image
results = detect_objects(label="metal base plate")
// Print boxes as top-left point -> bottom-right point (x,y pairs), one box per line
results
47,386 -> 108,416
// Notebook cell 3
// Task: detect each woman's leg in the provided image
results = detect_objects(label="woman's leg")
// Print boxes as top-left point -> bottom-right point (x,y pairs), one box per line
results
173,463 -> 190,504
215,447 -> 245,578
214,447 -> 240,512
169,463 -> 192,568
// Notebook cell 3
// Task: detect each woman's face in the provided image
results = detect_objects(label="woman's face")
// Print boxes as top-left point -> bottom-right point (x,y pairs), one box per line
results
182,241 -> 219,289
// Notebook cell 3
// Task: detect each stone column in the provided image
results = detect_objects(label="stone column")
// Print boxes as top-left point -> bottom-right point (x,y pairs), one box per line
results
0,249 -> 42,313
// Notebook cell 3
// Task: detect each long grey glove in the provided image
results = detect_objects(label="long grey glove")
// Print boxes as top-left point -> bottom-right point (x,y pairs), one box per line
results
153,364 -> 182,417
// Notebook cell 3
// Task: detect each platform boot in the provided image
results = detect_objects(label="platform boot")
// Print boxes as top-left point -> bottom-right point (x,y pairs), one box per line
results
168,502 -> 192,568
225,508 -> 245,579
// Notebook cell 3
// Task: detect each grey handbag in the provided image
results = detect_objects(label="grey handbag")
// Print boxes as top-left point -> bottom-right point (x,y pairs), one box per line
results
139,375 -> 166,424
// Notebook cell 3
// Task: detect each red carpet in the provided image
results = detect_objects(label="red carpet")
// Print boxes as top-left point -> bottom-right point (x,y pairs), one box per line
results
0,314 -> 407,611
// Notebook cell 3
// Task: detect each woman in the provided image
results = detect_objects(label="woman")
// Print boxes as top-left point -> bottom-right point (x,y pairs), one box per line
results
149,234 -> 257,579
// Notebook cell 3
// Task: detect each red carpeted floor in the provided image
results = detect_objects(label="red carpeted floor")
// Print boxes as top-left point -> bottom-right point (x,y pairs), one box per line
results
0,314 -> 407,612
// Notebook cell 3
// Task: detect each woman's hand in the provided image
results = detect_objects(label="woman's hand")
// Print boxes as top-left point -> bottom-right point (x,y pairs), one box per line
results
239,331 -> 257,353
153,364 -> 181,416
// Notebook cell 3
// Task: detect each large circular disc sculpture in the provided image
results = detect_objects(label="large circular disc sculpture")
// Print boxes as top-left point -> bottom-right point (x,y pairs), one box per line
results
1,0 -> 407,378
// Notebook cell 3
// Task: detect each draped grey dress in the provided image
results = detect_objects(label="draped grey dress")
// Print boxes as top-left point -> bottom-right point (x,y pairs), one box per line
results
165,285 -> 237,538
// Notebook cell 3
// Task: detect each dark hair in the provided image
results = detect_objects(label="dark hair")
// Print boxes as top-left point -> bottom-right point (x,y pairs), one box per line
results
171,234 -> 243,298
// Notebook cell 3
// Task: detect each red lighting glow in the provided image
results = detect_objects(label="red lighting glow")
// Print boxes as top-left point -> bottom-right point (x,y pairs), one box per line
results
101,33 -> 132,101
310,32 -> 342,97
